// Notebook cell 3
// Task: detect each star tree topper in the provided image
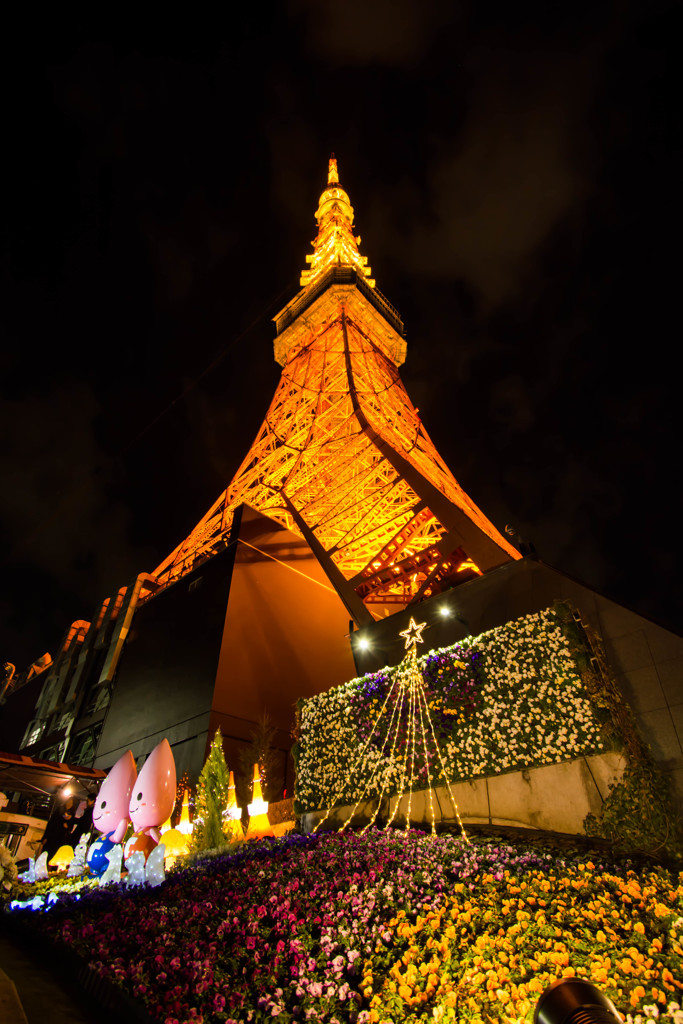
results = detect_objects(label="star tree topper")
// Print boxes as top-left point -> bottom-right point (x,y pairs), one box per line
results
399,617 -> 427,649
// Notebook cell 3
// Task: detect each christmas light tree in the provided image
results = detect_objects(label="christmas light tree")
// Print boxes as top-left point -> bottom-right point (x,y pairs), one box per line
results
315,619 -> 469,841
189,728 -> 231,853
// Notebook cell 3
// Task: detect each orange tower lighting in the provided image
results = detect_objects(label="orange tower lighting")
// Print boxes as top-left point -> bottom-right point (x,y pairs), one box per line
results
153,156 -> 519,624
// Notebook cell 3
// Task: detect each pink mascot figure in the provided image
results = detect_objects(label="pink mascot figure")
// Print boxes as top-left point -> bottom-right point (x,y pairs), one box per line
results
87,750 -> 137,876
125,739 -> 176,861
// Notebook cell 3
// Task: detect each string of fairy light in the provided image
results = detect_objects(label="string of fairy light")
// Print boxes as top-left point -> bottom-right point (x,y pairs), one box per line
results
314,617 -> 469,842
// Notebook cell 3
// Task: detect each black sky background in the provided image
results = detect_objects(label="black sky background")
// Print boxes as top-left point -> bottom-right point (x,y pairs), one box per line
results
1,2 -> 680,670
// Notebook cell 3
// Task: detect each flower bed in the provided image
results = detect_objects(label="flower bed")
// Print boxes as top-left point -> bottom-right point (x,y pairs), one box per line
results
295,607 -> 605,814
10,830 -> 683,1023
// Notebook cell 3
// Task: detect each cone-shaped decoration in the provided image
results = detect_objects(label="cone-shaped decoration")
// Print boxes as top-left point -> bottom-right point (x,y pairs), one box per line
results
247,762 -> 274,840
177,788 -> 193,835
251,763 -> 265,806
223,769 -> 243,841
225,771 -> 240,820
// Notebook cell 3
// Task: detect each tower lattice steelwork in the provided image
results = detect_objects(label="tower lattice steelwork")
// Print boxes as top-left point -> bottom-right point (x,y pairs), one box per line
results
153,157 -> 519,624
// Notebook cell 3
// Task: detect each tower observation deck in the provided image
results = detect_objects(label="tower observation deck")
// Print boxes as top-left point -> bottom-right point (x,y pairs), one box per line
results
153,156 -> 519,625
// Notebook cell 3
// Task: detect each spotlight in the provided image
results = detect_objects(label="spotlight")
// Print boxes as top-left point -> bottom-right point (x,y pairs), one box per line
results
535,979 -> 621,1024
439,605 -> 451,617
357,637 -> 370,651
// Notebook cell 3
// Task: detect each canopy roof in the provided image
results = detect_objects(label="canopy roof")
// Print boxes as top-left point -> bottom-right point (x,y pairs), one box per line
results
0,749 -> 106,798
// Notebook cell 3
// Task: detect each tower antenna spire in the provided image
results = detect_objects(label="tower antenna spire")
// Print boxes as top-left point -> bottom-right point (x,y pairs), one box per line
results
300,154 -> 373,289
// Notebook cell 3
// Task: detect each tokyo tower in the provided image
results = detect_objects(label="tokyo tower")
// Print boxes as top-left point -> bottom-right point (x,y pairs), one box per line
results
153,156 -> 519,626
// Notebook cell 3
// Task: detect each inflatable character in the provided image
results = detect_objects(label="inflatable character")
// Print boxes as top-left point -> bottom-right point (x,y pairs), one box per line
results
87,749 -> 137,876
128,739 -> 176,848
87,835 -> 116,876
123,831 -> 157,862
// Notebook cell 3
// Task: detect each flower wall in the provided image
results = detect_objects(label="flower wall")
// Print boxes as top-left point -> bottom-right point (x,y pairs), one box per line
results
295,606 -> 605,815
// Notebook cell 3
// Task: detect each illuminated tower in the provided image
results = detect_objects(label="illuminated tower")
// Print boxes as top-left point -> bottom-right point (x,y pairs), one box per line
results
155,156 -> 519,625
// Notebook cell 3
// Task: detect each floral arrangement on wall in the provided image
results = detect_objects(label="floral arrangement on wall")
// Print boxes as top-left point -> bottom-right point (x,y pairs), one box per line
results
15,829 -> 683,1024
295,606 -> 605,815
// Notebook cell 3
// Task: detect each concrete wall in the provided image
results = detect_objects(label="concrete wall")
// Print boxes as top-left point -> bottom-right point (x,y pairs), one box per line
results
213,518 -> 357,735
302,751 -> 626,835
520,562 -> 683,809
211,510 -> 358,797
95,506 -> 357,788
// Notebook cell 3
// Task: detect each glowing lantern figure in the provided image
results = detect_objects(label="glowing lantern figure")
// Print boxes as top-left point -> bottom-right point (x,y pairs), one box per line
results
124,851 -> 147,886
223,770 -> 243,841
161,828 -> 189,867
99,844 -> 123,886
18,859 -> 35,884
125,843 -> 166,887
48,845 -> 74,872
67,834 -> 88,877
176,789 -> 193,836
246,763 -> 274,840
144,843 -> 166,886
129,738 -> 177,845
34,852 -> 49,880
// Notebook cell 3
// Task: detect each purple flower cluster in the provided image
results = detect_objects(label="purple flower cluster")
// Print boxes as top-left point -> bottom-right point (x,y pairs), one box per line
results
20,831 -> 560,1023
422,647 -> 484,737
350,671 -> 391,745
348,650 -> 483,771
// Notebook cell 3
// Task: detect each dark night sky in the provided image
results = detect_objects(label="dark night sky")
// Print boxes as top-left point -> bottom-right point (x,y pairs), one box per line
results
1,3 -> 680,670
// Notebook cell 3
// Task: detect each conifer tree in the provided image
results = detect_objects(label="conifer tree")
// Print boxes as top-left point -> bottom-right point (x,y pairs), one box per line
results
190,728 -> 231,853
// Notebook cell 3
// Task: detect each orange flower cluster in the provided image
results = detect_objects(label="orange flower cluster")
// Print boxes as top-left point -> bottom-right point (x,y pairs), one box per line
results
359,863 -> 683,1023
